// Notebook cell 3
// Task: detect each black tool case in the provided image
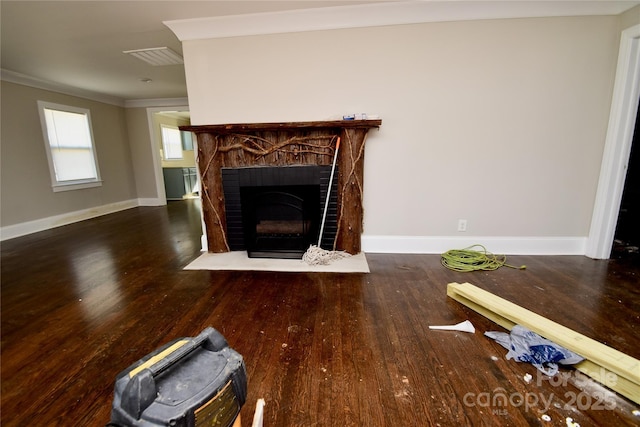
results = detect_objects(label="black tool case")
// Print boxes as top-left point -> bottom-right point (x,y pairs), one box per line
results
109,327 -> 247,427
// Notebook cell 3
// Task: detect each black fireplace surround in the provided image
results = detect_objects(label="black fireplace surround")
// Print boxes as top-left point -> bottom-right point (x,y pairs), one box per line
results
222,165 -> 338,259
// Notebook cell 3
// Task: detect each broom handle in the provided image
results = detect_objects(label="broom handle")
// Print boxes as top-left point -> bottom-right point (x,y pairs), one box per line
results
318,137 -> 340,247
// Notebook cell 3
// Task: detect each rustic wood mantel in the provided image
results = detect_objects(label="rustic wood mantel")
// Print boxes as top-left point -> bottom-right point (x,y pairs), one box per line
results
180,119 -> 381,254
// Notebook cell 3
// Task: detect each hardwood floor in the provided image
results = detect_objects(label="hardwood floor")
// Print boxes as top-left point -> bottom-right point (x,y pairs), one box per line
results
1,200 -> 639,426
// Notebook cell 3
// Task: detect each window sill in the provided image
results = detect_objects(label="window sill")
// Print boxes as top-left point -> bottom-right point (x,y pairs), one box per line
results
52,180 -> 103,192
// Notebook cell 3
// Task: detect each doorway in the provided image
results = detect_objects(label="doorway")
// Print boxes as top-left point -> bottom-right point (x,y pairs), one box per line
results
146,107 -> 206,249
587,24 -> 640,259
612,102 -> 640,259
152,110 -> 198,201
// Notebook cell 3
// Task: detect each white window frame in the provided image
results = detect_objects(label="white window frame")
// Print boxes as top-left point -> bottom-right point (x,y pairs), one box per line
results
161,125 -> 184,160
37,101 -> 102,192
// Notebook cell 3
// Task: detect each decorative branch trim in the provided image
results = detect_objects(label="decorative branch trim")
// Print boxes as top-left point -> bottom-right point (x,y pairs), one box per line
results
217,134 -> 338,158
335,130 -> 366,251
200,135 -> 229,251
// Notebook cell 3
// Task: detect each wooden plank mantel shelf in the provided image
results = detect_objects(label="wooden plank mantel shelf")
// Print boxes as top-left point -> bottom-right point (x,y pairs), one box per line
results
181,119 -> 382,134
181,120 -> 382,254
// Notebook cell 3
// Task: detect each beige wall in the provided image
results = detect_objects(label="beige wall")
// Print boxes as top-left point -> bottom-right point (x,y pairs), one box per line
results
0,81 -> 137,227
125,107 -> 161,201
183,15 -> 620,239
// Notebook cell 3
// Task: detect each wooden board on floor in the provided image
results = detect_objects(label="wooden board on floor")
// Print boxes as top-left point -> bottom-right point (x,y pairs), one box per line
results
447,281 -> 640,404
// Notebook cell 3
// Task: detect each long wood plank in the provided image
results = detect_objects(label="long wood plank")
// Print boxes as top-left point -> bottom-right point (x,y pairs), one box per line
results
447,281 -> 640,404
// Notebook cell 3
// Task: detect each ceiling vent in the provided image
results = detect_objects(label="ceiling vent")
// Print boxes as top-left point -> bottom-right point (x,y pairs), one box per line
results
123,47 -> 183,66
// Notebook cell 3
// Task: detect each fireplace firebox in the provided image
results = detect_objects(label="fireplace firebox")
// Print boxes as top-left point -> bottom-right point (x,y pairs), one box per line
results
222,165 -> 338,259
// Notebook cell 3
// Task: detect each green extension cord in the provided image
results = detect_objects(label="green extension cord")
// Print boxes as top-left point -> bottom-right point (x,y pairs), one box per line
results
441,245 -> 527,272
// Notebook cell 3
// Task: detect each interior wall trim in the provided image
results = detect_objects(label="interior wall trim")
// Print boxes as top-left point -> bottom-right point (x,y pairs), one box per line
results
0,69 -> 125,107
586,23 -> 640,259
164,1 -> 635,41
0,70 -> 189,109
0,199 -> 139,241
362,235 -> 588,256
125,98 -> 189,108
137,198 -> 166,207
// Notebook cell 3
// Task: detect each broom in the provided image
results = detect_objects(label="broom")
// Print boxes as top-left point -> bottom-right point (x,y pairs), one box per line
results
302,137 -> 351,265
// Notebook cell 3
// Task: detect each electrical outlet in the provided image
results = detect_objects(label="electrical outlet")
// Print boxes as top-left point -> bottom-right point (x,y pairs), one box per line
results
458,219 -> 467,232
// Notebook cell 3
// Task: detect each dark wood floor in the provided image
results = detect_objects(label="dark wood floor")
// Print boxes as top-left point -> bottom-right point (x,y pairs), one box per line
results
1,200 -> 639,426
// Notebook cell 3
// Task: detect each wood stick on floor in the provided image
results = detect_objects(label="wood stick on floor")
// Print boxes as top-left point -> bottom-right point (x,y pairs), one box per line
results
447,281 -> 640,404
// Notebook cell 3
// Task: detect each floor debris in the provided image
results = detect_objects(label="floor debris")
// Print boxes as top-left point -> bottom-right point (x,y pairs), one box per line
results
565,417 -> 580,427
251,398 -> 265,427
428,320 -> 475,333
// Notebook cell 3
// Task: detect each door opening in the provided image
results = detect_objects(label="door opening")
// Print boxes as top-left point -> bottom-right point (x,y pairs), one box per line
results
612,100 -> 640,260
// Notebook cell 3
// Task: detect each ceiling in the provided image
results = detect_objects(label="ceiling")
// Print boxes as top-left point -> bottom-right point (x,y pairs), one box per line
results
1,1 -> 638,106
0,1 -> 373,105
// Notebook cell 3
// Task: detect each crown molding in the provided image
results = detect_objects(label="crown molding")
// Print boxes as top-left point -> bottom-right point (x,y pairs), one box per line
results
1,69 -> 189,109
124,98 -> 190,108
1,69 -> 125,107
164,1 -> 640,41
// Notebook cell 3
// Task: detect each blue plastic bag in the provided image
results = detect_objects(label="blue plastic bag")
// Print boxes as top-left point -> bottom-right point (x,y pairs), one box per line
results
485,325 -> 584,376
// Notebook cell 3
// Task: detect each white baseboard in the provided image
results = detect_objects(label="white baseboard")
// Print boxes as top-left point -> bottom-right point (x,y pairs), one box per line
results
1,208 -> 589,257
137,197 -> 166,206
0,199 -> 139,241
361,235 -> 588,256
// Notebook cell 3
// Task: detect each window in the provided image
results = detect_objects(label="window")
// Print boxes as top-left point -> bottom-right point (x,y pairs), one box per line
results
37,101 -> 101,192
161,125 -> 183,160
181,130 -> 194,151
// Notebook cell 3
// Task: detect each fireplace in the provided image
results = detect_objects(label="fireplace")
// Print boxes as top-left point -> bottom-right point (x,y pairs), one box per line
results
180,120 -> 381,255
222,165 -> 337,259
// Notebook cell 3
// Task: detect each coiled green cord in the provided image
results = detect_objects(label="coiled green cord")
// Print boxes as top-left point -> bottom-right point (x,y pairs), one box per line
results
441,245 -> 526,272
